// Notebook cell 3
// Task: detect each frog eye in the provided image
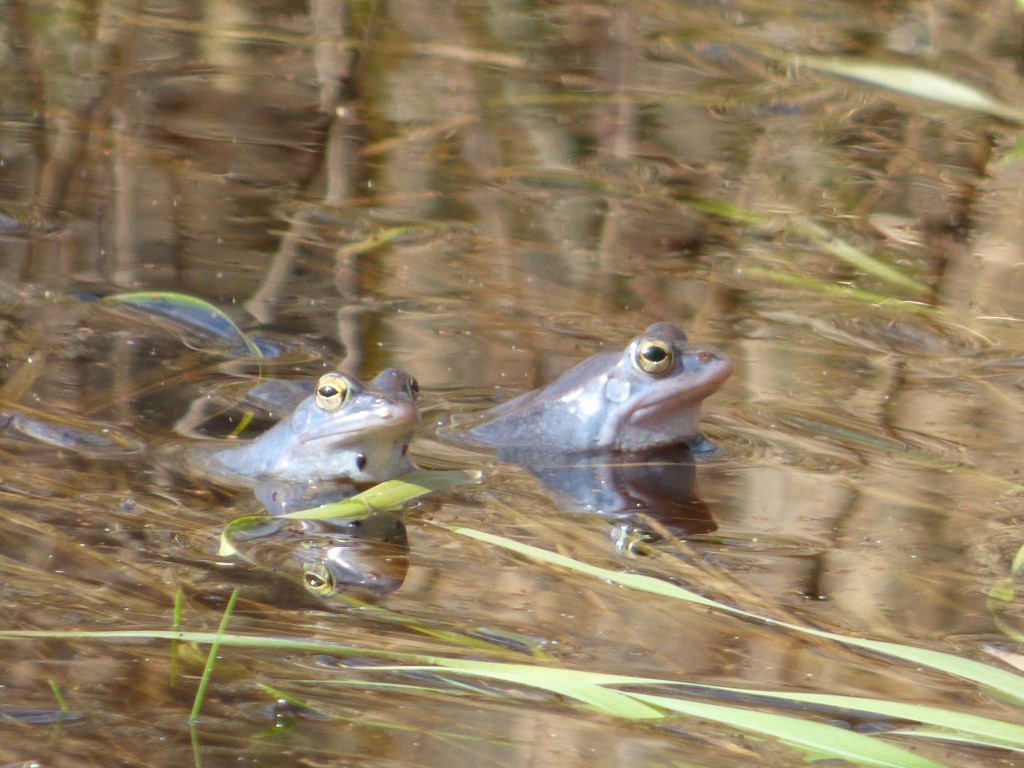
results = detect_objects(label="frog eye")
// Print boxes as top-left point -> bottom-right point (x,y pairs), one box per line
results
406,377 -> 420,399
303,563 -> 337,596
634,339 -> 674,375
315,374 -> 350,411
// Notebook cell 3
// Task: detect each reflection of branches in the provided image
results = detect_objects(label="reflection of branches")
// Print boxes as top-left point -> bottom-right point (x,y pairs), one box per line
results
311,0 -> 349,115
111,109 -> 139,287
3,0 -> 48,162
245,0 -> 369,360
38,1 -> 142,214
596,8 -> 638,161
243,205 -> 325,325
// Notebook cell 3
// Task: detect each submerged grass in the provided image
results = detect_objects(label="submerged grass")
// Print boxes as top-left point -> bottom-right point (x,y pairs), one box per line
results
739,266 -> 944,316
502,170 -> 932,297
784,215 -> 930,295
683,199 -> 932,296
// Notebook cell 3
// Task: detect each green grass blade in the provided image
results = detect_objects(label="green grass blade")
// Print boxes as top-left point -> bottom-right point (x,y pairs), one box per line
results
446,526 -> 1024,705
1009,540 -> 1024,578
47,678 -> 68,714
170,588 -> 184,686
794,55 -> 1024,122
257,684 -> 335,719
4,626 -> 1021,757
631,692 -> 945,768
987,539 -> 1024,643
741,266 -> 943,314
685,197 -> 930,293
218,515 -> 284,558
103,291 -> 262,358
378,658 -> 1024,751
336,226 -> 424,258
683,197 -> 766,224
826,637 -> 1024,707
190,587 -> 239,725
219,471 -> 475,556
190,722 -> 203,768
1003,137 -> 1024,163
666,683 -> 1024,751
0,629 -> 403,654
364,662 -> 666,720
278,470 -> 477,522
786,216 -> 929,293
331,594 -> 556,658
345,661 -> 946,765
889,726 -> 1024,753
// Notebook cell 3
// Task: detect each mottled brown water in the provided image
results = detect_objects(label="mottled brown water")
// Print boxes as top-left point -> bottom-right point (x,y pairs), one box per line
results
1,0 -> 1023,766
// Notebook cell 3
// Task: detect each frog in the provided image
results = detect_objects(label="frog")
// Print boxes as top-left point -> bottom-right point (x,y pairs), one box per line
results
465,322 -> 731,453
189,367 -> 420,489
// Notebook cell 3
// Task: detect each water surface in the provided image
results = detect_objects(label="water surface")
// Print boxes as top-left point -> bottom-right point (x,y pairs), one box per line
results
1,0 -> 1023,765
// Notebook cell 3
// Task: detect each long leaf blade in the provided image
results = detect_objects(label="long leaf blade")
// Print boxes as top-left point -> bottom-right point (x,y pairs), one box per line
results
632,692 -> 945,768
446,525 -> 1024,705
795,56 -> 1024,122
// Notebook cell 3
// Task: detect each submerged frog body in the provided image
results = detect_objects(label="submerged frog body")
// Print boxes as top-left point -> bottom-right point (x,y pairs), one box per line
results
195,368 -> 420,487
498,444 -> 715,536
467,322 -> 731,453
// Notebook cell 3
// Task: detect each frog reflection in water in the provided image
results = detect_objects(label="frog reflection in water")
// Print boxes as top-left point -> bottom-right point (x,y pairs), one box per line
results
297,511 -> 409,598
229,510 -> 411,600
196,367 -> 420,487
467,322 -> 732,454
192,368 -> 420,598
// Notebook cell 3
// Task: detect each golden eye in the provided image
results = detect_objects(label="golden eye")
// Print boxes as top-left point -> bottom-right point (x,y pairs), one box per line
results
634,339 -> 674,375
303,563 -> 337,596
315,373 -> 350,411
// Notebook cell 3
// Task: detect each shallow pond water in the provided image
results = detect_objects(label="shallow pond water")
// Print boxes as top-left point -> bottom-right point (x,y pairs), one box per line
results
1,0 -> 1024,766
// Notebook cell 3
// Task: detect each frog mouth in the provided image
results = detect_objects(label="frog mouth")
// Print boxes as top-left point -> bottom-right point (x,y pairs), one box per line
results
299,402 -> 420,449
614,354 -> 734,432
